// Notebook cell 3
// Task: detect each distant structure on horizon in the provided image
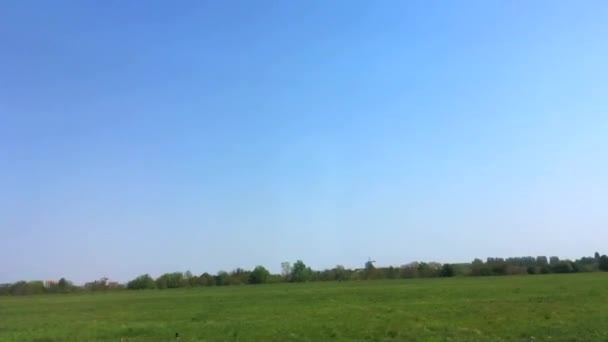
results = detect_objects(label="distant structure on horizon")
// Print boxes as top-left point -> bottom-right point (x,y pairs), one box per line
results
44,280 -> 57,288
84,277 -> 121,289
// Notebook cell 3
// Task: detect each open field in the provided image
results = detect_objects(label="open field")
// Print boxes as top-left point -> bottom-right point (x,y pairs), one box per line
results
1,273 -> 608,341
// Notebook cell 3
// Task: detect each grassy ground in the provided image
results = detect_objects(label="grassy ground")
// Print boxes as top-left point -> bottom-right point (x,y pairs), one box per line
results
1,273 -> 608,341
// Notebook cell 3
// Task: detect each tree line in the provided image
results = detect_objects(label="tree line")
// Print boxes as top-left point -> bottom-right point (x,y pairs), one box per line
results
2,253 -> 608,295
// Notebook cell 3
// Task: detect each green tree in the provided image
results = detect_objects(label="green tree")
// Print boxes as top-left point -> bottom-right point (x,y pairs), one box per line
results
127,274 -> 156,290
599,255 -> 608,271
199,273 -> 215,286
471,259 -> 491,276
440,264 -> 455,277
549,256 -> 560,266
9,281 -> 30,295
188,275 -> 200,287
400,262 -> 419,278
228,268 -> 249,285
0,284 -> 9,296
249,266 -> 270,284
291,260 -> 312,282
384,266 -> 398,279
156,276 -> 168,289
536,256 -> 548,266
155,273 -> 186,288
334,265 -> 347,281
552,260 -> 575,273
215,271 -> 229,286
27,281 -> 45,294
57,278 -> 70,293
184,271 -> 194,287
417,262 -> 441,277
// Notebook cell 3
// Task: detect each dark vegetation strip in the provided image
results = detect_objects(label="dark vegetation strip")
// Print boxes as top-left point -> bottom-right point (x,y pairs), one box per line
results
2,252 -> 608,295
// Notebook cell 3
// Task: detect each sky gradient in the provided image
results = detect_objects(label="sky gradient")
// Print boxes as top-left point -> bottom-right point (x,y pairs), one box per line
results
1,1 -> 608,283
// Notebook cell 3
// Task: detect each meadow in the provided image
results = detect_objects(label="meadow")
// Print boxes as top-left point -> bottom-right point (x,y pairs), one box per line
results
1,273 -> 607,341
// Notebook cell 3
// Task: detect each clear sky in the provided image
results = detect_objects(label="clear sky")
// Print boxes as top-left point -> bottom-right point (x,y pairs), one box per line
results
1,1 -> 607,283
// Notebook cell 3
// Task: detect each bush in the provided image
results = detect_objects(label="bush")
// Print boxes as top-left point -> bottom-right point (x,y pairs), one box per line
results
249,266 -> 270,284
599,255 -> 608,271
291,260 -> 312,282
156,272 -> 187,289
440,264 -> 455,277
127,274 -> 156,290
552,261 -> 575,274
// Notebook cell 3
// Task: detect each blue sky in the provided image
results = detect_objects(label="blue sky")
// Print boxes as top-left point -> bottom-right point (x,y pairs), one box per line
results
1,1 -> 607,283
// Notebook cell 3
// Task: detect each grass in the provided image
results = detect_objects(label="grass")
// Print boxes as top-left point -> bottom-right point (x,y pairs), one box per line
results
1,273 -> 608,341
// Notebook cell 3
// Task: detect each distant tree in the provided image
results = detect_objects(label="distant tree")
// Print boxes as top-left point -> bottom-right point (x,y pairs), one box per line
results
228,268 -> 249,285
574,258 -> 597,272
575,256 -> 597,269
85,278 -> 112,291
552,260 -> 575,273
215,271 -> 229,286
188,275 -> 200,287
249,266 -> 271,284
417,262 -> 430,277
290,260 -> 312,282
472,258 -> 483,264
334,265 -> 347,281
505,265 -> 527,275
13,251 -> 608,295
51,278 -> 74,293
451,263 -> 470,276
183,271 -> 200,287
316,269 -> 334,281
9,281 -> 30,295
418,262 -> 441,277
281,262 -> 292,280
571,261 -> 580,273
155,272 -> 187,289
440,264 -> 455,277
349,271 -> 362,281
487,257 -> 505,264
490,261 -> 508,275
8,281 -> 45,295
385,266 -> 398,279
156,276 -> 168,289
184,271 -> 193,286
536,256 -> 548,266
0,284 -> 9,296
400,262 -> 419,278
127,274 -> 156,290
267,274 -> 283,283
471,259 -> 492,276
27,281 -> 45,294
199,273 -> 215,286
599,255 -> 608,271
549,256 -> 560,266
507,257 -> 536,268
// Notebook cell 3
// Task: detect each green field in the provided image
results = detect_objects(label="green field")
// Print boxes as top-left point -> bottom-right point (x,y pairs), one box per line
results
1,273 -> 608,341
